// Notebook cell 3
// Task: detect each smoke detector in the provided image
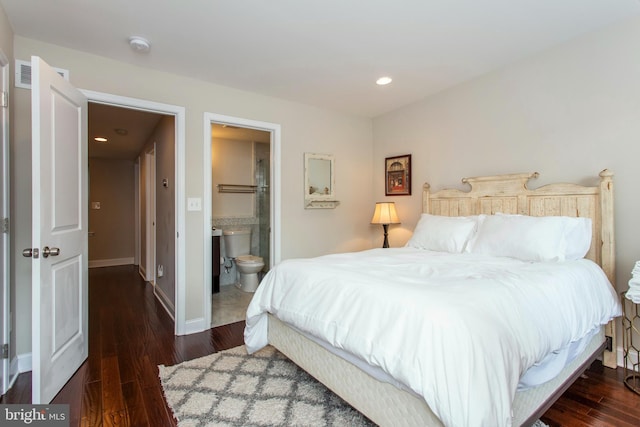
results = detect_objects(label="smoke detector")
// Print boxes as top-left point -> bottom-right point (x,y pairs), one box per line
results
128,36 -> 151,53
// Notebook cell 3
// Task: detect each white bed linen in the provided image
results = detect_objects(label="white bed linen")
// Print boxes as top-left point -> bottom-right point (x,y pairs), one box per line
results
244,248 -> 621,427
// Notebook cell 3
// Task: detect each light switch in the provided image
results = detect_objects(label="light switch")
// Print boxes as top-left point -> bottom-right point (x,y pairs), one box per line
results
187,197 -> 202,211
91,202 -> 101,209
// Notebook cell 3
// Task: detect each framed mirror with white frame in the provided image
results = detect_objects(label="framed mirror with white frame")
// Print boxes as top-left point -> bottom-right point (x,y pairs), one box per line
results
304,152 -> 339,209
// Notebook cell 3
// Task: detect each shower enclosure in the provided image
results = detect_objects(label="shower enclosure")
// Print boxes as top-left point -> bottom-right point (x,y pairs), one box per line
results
255,142 -> 270,270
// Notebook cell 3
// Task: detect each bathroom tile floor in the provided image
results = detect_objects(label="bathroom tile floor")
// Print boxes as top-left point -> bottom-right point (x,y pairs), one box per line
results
211,284 -> 255,327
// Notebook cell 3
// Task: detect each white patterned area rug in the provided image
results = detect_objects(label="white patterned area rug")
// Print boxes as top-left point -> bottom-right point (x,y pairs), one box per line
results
158,345 -> 375,426
531,421 -> 550,427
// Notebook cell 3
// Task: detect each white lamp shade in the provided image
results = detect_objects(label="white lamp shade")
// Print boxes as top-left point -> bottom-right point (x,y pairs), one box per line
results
371,202 -> 400,225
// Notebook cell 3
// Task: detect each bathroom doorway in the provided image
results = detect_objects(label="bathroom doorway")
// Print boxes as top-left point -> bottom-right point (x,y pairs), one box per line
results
202,113 -> 281,328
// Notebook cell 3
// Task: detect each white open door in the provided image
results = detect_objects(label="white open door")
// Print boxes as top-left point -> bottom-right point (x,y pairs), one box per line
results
29,56 -> 88,403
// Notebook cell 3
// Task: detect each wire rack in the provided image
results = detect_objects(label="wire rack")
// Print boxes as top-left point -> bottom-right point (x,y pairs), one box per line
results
622,293 -> 640,395
217,184 -> 258,193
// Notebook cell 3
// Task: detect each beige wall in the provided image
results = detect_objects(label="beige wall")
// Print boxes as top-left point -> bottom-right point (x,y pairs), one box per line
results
88,158 -> 135,262
211,137 -> 255,218
11,36 -> 373,353
373,16 -> 640,295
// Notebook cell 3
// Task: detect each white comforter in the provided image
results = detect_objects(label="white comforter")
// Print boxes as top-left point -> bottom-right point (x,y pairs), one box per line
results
244,248 -> 621,427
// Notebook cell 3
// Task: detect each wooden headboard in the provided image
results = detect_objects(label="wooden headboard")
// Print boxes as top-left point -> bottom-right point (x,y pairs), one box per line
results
422,170 -> 617,367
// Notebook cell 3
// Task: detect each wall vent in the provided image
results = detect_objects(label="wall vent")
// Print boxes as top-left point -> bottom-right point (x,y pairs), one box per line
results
15,59 -> 69,89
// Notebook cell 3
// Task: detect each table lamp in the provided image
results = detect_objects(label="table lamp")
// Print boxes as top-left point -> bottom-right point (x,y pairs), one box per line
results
370,202 -> 400,248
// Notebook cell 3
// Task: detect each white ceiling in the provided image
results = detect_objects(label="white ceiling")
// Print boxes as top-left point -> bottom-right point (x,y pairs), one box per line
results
2,0 -> 640,118
88,103 -> 164,160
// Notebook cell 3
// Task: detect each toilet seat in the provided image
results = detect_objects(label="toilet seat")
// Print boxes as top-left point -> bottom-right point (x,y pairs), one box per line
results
236,255 -> 264,266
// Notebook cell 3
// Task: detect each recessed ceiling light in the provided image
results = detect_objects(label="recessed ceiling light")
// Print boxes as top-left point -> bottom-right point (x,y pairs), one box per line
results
376,76 -> 392,86
128,36 -> 151,53
94,137 -> 108,143
114,128 -> 128,136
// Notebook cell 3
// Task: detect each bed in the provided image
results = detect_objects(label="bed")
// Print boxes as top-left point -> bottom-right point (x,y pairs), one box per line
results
244,170 -> 621,427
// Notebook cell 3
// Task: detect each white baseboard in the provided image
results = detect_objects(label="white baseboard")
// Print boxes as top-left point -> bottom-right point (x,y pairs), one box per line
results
7,356 -> 20,392
2,354 -> 31,398
89,257 -> 134,268
154,285 -> 175,321
16,352 -> 32,373
184,317 -> 208,335
618,345 -> 638,370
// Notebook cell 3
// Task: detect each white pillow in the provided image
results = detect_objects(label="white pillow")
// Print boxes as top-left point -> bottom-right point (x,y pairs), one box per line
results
466,214 -> 592,262
492,213 -> 592,260
560,216 -> 592,260
405,214 -> 478,253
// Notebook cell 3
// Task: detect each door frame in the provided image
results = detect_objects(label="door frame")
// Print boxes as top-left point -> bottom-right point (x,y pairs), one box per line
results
144,146 -> 156,285
82,90 -> 187,335
202,113 -> 281,328
0,49 -> 10,395
134,160 -> 140,266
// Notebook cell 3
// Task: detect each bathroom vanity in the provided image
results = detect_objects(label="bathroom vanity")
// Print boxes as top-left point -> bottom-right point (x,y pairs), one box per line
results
212,228 -> 222,293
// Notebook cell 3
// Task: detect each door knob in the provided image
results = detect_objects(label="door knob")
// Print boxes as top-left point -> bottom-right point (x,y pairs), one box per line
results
42,246 -> 60,258
22,248 -> 39,259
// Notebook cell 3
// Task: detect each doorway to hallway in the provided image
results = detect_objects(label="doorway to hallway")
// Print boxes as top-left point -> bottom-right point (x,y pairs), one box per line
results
84,90 -> 187,335
88,102 -> 175,318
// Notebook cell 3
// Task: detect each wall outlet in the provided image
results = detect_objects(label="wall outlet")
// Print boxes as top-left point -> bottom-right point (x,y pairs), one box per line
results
157,265 -> 164,278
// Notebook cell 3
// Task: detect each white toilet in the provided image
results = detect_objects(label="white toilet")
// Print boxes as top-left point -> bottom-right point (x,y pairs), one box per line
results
223,228 -> 265,292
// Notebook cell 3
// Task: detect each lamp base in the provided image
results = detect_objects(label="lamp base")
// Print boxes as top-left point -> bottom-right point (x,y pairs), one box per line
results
382,224 -> 389,248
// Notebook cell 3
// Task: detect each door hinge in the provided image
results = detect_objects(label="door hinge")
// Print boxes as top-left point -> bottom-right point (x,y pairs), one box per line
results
1,343 -> 8,359
1,91 -> 7,108
1,217 -> 8,234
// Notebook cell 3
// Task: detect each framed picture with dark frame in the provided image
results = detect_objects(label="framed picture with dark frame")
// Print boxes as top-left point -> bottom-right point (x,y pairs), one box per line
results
385,154 -> 411,196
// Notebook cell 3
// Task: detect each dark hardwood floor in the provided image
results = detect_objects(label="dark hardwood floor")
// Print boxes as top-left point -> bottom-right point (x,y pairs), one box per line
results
1,265 -> 244,426
2,265 -> 639,426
